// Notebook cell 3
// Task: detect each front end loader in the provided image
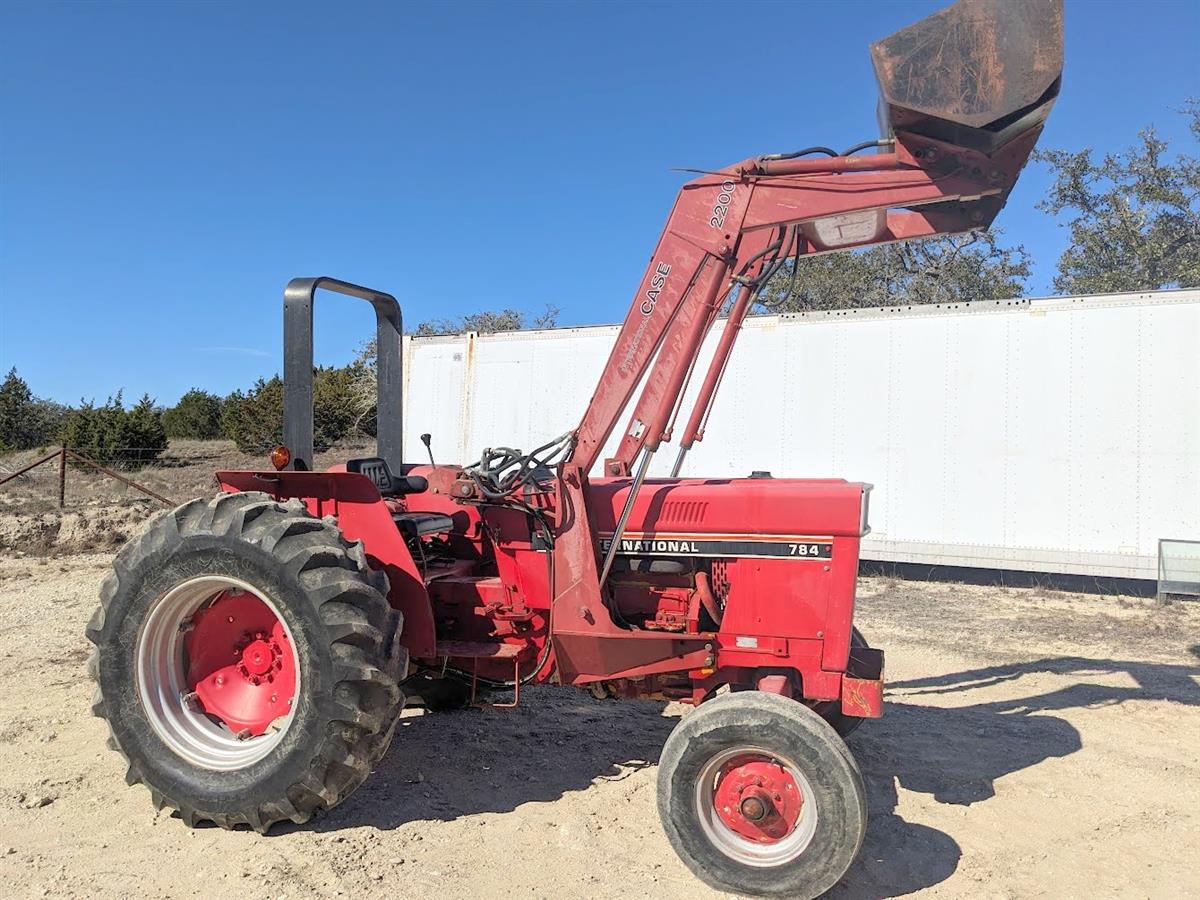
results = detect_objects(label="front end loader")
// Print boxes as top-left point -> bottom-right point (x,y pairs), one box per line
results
86,1 -> 1062,896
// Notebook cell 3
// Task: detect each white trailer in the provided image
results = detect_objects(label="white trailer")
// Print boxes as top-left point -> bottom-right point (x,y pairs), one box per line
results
401,289 -> 1200,580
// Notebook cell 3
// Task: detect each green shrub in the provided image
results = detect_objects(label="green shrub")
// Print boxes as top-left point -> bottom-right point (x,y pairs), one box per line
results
220,365 -> 369,453
314,364 -> 370,448
163,388 -> 223,439
121,394 -> 169,463
59,391 -> 167,467
221,377 -> 283,453
0,368 -> 66,452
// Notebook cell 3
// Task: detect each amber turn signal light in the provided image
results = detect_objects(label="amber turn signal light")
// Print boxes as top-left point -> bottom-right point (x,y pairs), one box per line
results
269,445 -> 291,470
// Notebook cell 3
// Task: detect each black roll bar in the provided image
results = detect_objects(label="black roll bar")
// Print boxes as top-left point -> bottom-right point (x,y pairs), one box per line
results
282,277 -> 403,472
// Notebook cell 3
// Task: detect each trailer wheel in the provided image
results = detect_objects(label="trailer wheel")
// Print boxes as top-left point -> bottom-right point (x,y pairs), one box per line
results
657,692 -> 866,898
86,492 -> 406,832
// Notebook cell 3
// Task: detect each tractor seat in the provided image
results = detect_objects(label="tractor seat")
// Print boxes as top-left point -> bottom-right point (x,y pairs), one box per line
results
346,456 -> 428,497
392,511 -> 454,540
345,457 -> 452,538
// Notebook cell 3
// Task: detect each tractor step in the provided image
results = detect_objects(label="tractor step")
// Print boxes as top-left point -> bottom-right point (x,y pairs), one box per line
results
435,640 -> 522,659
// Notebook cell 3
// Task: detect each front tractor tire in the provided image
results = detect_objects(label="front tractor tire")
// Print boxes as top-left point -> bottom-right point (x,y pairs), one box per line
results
657,692 -> 866,899
86,492 -> 406,832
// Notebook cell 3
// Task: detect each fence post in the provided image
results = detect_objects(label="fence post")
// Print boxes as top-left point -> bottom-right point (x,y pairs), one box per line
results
58,447 -> 67,509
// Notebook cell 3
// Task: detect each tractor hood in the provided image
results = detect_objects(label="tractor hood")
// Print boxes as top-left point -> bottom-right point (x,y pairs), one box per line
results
589,477 -> 871,542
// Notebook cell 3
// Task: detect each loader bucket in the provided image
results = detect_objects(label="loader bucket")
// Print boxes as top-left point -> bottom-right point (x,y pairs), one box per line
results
871,0 -> 1063,154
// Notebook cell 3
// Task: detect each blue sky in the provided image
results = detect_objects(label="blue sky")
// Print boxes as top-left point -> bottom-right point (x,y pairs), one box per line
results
1,0 -> 1197,406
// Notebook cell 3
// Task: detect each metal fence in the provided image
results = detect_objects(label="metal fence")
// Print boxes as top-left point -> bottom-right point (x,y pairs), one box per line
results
0,440 -> 377,516
0,448 -> 175,510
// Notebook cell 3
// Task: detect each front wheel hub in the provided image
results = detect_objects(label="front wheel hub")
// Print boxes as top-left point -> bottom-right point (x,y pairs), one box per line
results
713,756 -> 803,843
695,746 -> 819,867
739,789 -> 770,822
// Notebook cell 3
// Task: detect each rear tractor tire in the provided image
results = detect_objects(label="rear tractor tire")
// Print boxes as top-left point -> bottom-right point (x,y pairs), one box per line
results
86,491 -> 407,832
657,691 -> 867,899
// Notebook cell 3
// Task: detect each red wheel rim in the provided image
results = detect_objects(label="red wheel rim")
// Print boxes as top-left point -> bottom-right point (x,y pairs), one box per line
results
695,745 -> 818,865
184,589 -> 298,737
712,753 -> 804,843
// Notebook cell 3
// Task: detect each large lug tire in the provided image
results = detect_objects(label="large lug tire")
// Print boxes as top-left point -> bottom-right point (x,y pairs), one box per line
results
657,692 -> 867,899
86,491 -> 407,832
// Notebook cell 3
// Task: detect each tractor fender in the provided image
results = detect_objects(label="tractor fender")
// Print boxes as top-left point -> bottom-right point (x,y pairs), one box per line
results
217,470 -> 437,659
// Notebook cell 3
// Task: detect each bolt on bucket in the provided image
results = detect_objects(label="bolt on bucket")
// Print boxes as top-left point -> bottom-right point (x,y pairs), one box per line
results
871,0 -> 1063,154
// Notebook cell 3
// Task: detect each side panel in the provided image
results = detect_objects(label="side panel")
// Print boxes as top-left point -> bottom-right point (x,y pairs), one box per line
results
403,336 -> 471,463
469,328 -> 608,456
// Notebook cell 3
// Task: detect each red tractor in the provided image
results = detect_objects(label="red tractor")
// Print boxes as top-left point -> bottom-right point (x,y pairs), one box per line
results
86,1 -> 1061,895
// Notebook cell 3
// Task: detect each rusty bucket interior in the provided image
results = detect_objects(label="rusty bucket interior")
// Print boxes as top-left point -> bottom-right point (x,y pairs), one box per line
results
871,0 -> 1063,153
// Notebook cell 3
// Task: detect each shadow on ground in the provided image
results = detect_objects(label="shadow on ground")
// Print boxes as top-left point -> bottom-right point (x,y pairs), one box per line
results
261,654 -> 1199,897
832,654 -> 1200,897
298,689 -> 675,834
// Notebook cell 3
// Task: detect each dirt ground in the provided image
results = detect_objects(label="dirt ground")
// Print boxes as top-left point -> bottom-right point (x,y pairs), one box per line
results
0,551 -> 1197,899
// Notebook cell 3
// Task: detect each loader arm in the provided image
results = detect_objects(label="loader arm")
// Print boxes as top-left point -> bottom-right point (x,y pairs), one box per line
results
577,129 -> 1053,480
549,0 -> 1063,681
